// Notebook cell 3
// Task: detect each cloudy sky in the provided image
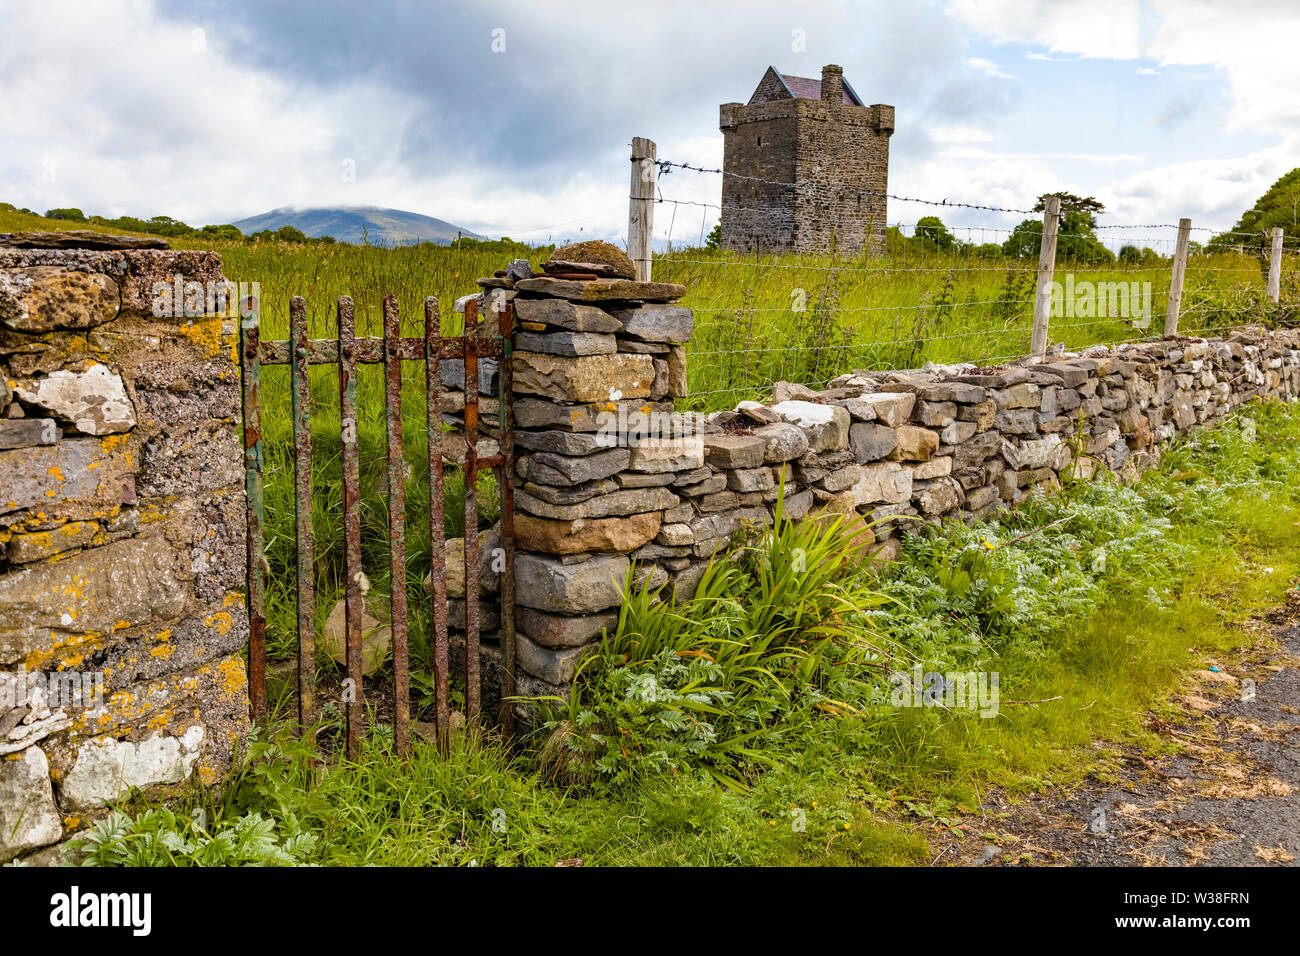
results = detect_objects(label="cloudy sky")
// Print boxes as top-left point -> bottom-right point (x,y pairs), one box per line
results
2,0 -> 1297,246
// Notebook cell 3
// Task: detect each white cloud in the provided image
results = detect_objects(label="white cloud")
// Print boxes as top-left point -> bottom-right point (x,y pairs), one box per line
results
926,126 -> 996,144
946,0 -> 1144,59
1098,144 -> 1292,231
942,0 -> 1300,231
940,149 -> 1145,164
1,0 -> 1294,249
962,56 -> 1017,80
0,0 -> 427,224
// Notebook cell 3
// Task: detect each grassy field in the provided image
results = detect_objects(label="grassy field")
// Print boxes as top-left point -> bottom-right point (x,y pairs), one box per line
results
181,227 -> 1289,681
71,397 -> 1300,866
4,208 -> 1294,686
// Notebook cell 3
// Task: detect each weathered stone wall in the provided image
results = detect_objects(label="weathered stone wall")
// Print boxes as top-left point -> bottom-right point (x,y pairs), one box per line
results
491,244 -> 1300,705
720,64 -> 893,255
0,232 -> 249,862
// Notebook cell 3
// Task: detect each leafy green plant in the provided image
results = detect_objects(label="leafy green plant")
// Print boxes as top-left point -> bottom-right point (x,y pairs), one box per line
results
536,491 -> 893,790
73,809 -> 317,867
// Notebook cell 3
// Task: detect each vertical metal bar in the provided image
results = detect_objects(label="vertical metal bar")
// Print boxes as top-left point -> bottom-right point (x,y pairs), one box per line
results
290,296 -> 315,732
383,295 -> 410,756
496,301 -> 516,736
239,293 -> 266,723
463,300 -> 481,722
338,295 -> 364,759
424,297 -> 450,754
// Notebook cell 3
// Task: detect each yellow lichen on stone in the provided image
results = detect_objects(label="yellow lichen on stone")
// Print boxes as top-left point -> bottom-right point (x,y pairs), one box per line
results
202,611 -> 233,636
22,630 -> 101,671
176,316 -> 225,358
216,655 -> 247,700
99,433 -> 128,454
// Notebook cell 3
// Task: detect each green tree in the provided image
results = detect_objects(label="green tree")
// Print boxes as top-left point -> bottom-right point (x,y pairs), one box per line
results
199,223 -> 244,241
914,215 -> 956,251
1004,192 -> 1114,264
705,222 -> 721,249
44,207 -> 86,222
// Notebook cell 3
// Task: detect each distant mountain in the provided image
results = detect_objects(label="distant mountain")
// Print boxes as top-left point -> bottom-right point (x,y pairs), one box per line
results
231,206 -> 482,246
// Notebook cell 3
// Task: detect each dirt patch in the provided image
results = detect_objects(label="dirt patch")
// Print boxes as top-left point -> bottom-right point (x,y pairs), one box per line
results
932,589 -> 1300,866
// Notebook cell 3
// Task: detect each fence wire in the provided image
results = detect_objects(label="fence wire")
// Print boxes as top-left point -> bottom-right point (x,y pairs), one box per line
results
646,160 -> 1296,412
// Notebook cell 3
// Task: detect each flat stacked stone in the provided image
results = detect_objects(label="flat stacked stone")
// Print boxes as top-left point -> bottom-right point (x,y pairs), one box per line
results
494,241 -> 700,709
477,242 -> 1300,720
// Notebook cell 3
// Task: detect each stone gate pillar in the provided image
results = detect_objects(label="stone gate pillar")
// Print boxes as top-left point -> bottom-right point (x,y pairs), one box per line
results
0,231 -> 250,863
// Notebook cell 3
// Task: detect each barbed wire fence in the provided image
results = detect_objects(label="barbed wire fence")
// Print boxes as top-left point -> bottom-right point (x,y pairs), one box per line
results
626,138 -> 1299,413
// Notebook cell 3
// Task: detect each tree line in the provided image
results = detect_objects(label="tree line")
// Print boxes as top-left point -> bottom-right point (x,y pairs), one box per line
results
0,203 -> 336,244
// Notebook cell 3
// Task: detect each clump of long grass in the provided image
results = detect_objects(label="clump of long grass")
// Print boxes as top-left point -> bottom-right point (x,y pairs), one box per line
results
536,493 -> 895,790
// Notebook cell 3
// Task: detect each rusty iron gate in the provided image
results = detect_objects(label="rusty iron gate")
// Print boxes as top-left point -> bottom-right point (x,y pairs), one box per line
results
238,295 -> 516,758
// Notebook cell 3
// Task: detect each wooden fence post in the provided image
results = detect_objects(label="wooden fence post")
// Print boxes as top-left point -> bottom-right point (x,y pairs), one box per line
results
1268,227 -> 1284,304
1164,217 -> 1192,336
628,137 -> 656,282
1031,195 -> 1061,359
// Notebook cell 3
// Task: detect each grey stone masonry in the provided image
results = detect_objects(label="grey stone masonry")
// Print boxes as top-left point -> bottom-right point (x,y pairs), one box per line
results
502,274 -> 1300,716
468,246 -> 1300,722
0,233 -> 250,862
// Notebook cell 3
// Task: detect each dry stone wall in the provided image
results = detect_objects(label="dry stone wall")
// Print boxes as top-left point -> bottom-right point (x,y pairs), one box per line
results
0,232 -> 249,863
493,246 -> 1300,707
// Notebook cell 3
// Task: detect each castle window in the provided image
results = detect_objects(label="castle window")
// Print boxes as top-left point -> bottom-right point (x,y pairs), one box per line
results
757,135 -> 762,147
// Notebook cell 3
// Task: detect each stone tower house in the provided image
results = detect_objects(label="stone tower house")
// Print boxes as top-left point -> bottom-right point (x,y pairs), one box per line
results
719,65 -> 894,254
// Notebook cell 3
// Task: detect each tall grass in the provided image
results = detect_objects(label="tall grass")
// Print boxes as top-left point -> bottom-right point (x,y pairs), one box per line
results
3,207 -> 1292,673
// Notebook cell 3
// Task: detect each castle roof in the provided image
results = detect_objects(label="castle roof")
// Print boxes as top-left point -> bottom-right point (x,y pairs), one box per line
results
748,65 -> 864,107
778,72 -> 862,106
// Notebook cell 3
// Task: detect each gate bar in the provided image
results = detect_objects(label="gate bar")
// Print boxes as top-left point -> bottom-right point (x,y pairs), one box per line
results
425,297 -> 451,754
383,295 -> 411,755
290,296 -> 316,732
337,295 -> 364,759
463,299 -> 481,721
259,338 -> 504,365
239,295 -> 267,722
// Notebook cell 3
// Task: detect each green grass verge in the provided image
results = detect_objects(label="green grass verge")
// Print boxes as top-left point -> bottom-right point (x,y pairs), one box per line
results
68,398 -> 1300,867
